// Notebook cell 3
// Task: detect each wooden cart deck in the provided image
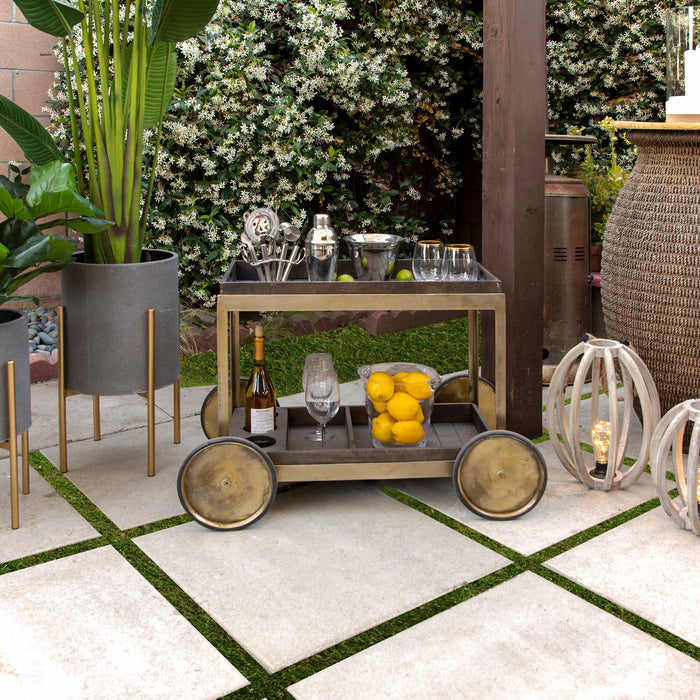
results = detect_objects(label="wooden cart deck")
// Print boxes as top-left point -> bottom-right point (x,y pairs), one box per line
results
227,402 -> 489,482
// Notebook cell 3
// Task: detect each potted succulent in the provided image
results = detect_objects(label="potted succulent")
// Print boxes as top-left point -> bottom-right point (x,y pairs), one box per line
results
0,160 -> 110,441
0,0 -> 220,395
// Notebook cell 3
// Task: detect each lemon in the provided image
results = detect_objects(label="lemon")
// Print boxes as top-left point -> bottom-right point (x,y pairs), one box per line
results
366,371 -> 395,402
372,412 -> 396,443
392,372 -> 408,392
372,400 -> 388,413
404,371 -> 434,400
391,420 -> 425,445
387,392 -> 421,421
415,404 -> 425,423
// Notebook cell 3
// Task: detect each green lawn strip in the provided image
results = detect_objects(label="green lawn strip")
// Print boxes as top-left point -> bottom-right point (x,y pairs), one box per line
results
29,451 -> 122,536
24,454 -> 273,688
528,495 -> 663,564
381,485 -> 528,564
0,538 -> 107,575
533,564 -> 700,661
180,318 -> 473,395
113,538 -> 271,684
387,481 -> 700,661
267,564 -> 523,691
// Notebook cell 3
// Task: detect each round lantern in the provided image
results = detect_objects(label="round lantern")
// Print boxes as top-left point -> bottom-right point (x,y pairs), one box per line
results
546,337 -> 660,490
650,399 -> 700,536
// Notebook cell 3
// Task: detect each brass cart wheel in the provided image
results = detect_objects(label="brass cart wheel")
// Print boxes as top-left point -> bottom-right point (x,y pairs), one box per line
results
452,430 -> 547,520
435,373 -> 497,429
200,379 -> 248,439
177,437 -> 277,530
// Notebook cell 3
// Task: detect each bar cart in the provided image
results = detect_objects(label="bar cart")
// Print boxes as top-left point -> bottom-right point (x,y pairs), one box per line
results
177,261 -> 547,529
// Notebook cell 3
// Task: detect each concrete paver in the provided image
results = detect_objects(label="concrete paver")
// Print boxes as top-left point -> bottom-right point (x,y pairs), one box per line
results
288,571 -> 700,699
1,458 -> 98,561
1,376 -> 699,697
0,546 -> 248,699
136,482 -> 509,673
391,442 -> 661,556
547,505 -> 700,648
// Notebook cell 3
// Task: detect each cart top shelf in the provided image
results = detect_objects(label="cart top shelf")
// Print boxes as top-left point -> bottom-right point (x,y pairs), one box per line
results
219,260 -> 503,296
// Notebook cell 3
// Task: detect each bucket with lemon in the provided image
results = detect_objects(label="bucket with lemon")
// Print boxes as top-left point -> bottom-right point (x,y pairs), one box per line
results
358,362 -> 441,447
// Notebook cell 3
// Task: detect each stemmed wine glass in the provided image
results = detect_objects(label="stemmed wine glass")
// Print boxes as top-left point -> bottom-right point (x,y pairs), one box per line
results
304,367 -> 340,444
303,353 -> 335,441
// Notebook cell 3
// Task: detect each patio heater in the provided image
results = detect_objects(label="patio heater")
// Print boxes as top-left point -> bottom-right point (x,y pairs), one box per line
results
543,134 -> 597,365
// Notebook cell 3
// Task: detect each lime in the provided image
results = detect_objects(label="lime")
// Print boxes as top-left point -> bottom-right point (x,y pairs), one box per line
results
361,257 -> 369,268
396,268 -> 413,281
336,274 -> 355,281
386,263 -> 394,276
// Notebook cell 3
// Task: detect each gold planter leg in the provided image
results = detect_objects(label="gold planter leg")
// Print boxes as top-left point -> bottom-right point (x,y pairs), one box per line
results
92,395 -> 101,441
57,306 -> 68,472
148,309 -> 155,477
7,360 -> 19,529
21,431 -> 29,495
173,379 -> 181,444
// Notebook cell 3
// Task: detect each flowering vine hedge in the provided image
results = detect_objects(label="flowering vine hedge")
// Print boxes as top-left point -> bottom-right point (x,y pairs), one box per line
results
49,0 -> 685,305
146,0 -> 482,304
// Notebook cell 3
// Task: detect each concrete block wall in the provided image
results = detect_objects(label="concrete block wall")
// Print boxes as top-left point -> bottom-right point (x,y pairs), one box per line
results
0,0 -> 61,175
1,1 -> 63,308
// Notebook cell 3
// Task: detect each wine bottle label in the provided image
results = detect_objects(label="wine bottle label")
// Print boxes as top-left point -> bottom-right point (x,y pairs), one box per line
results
249,407 -> 275,434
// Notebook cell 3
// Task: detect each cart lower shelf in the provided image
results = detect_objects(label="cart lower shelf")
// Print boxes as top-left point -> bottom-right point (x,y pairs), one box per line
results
177,403 -> 548,530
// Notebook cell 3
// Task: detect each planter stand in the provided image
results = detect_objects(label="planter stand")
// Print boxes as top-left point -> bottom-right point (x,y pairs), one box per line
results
57,306 -> 181,477
1,361 -> 30,529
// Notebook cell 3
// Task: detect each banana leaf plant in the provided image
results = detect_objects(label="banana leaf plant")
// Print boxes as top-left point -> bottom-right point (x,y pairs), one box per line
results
0,160 -> 112,305
0,0 -> 220,264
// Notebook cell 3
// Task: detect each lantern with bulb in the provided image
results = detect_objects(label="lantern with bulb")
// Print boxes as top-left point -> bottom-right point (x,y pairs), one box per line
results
650,399 -> 700,536
546,337 -> 660,490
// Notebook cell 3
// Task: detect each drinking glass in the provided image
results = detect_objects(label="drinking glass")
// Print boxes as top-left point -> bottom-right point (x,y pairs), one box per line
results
412,240 -> 445,281
305,368 -> 340,444
444,244 -> 478,281
302,353 -> 334,440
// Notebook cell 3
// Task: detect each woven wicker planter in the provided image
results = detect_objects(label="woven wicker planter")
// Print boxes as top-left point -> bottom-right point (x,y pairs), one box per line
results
601,129 -> 700,415
61,250 -> 180,396
0,309 -> 31,442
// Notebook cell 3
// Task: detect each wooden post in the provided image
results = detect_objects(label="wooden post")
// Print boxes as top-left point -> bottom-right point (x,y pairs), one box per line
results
481,0 -> 546,438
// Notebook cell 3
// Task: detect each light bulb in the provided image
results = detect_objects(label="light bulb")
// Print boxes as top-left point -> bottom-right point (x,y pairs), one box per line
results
590,420 -> 611,479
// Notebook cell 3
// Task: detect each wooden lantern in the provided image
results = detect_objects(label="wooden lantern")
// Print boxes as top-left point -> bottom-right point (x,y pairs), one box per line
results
546,337 -> 660,490
650,399 -> 700,536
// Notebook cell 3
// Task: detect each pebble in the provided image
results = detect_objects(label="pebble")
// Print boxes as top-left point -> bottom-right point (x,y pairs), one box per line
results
26,307 -> 58,355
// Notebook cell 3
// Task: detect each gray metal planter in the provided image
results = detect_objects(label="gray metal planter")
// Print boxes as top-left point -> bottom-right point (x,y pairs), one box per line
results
0,309 -> 31,442
60,249 -> 180,396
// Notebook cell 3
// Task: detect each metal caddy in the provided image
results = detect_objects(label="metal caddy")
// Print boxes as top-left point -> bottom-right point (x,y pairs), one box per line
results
177,261 -> 547,530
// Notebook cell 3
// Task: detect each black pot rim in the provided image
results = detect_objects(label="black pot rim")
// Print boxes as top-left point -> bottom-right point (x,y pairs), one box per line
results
0,308 -> 25,324
71,248 -> 177,267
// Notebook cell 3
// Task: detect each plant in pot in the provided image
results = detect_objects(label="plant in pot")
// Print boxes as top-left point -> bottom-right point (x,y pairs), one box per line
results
0,0 -> 221,399
1,159 -> 109,525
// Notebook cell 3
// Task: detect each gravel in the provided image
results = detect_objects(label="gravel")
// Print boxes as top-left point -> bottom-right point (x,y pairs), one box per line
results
27,307 -> 58,356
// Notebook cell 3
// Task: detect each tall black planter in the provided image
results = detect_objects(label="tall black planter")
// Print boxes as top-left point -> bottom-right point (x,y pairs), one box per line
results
0,309 -> 31,442
60,249 -> 180,396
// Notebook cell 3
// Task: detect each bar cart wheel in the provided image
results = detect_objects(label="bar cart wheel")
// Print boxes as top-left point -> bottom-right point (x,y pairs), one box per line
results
178,436 -> 277,530
452,430 -> 547,520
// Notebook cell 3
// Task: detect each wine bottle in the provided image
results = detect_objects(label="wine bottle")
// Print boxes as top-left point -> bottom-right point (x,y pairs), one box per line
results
244,325 -> 277,433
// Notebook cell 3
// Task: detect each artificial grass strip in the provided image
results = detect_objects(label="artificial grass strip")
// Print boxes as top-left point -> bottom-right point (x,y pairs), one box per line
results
29,451 -> 122,537
534,564 -> 700,662
269,564 -> 523,690
382,485 -> 528,565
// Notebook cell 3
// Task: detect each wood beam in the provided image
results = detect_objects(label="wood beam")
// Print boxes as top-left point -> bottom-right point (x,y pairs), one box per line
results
481,0 -> 546,437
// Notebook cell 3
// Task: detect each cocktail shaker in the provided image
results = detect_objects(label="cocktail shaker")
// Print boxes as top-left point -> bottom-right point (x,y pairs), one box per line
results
305,213 -> 338,281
